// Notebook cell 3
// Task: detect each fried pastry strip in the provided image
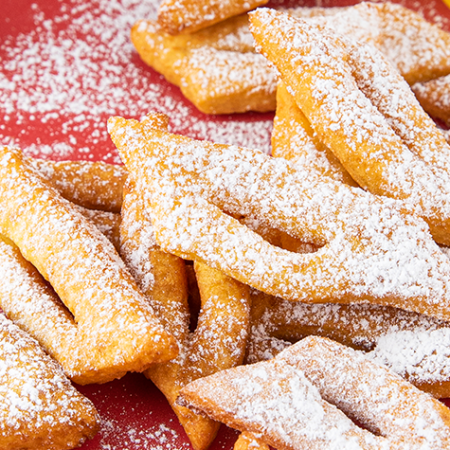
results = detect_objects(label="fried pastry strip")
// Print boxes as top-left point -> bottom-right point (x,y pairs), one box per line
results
0,146 -> 177,384
180,336 -> 450,449
234,432 -> 269,450
157,0 -> 268,35
178,354 -> 387,450
28,158 -> 126,213
131,20 -> 276,114
272,80 -> 357,186
277,337 -> 450,448
0,314 -> 99,449
119,160 -> 251,450
109,113 -> 450,321
135,3 -> 450,114
246,290 -> 450,397
76,206 -> 121,251
412,75 -> 450,127
288,2 -> 450,85
251,9 -> 450,245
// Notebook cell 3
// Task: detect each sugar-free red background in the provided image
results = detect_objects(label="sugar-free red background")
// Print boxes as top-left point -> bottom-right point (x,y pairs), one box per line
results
1,0 -> 450,449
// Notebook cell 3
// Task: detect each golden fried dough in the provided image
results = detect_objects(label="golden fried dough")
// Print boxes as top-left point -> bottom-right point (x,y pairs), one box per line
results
0,146 -> 177,384
76,206 -> 121,251
109,113 -> 450,322
131,19 -> 276,114
234,432 -> 269,450
277,337 -> 450,449
250,8 -> 450,245
245,290 -> 450,398
28,158 -> 126,213
178,353 -> 387,450
413,75 -> 450,127
119,140 -> 251,450
180,336 -> 450,449
288,2 -> 450,85
157,0 -> 268,35
0,314 -> 99,449
133,3 -> 450,114
272,80 -> 357,186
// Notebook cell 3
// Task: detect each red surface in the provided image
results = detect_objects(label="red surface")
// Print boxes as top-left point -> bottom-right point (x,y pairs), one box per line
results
1,0 -> 450,449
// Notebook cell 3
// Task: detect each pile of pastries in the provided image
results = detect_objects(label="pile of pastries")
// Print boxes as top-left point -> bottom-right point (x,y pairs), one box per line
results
2,0 -> 450,449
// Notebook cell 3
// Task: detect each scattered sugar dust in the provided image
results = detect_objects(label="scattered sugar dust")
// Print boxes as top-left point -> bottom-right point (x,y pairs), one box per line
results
1,0 -> 448,163
98,416 -> 191,450
0,0 -> 274,163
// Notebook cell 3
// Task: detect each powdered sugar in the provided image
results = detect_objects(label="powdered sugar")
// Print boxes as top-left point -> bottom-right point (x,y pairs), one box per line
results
110,115 -> 450,322
0,0 -> 274,161
278,337 -> 450,450
0,313 -> 98,446
179,358 -> 384,449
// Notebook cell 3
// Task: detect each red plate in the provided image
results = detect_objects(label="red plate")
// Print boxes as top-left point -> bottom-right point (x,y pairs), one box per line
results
1,0 -> 450,449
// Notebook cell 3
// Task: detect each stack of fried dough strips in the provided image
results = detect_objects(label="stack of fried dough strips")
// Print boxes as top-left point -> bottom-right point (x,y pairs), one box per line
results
0,314 -> 99,449
132,1 -> 450,122
108,103 -> 450,449
246,290 -> 450,398
251,7 -> 450,245
0,145 -> 178,385
242,6 -> 450,402
131,13 -> 277,114
118,114 -> 252,450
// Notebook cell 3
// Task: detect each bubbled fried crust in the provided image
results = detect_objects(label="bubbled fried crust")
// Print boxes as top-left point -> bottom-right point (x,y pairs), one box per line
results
0,314 -> 99,450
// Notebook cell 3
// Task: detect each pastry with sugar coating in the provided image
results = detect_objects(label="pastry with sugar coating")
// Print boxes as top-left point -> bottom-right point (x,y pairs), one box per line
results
250,8 -> 450,246
277,337 -> 450,449
177,347 -> 387,450
131,18 -> 276,114
0,145 -> 178,384
119,128 -> 252,450
28,158 -> 126,213
233,432 -> 269,450
158,0 -> 268,35
288,2 -> 450,85
246,290 -> 450,398
109,113 -> 450,322
413,75 -> 450,127
272,80 -> 357,186
0,314 -> 99,449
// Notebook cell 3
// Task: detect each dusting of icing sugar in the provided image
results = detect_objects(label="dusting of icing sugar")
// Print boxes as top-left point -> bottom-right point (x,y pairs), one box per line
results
0,146 -> 175,383
0,0 -> 274,161
412,75 -> 450,127
182,47 -> 277,111
120,185 -> 158,294
246,294 -> 450,390
250,8 -> 450,239
277,337 -> 450,450
97,416 -> 189,450
0,313 -> 98,443
368,328 -> 450,384
179,358 -> 384,449
109,117 -> 450,321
